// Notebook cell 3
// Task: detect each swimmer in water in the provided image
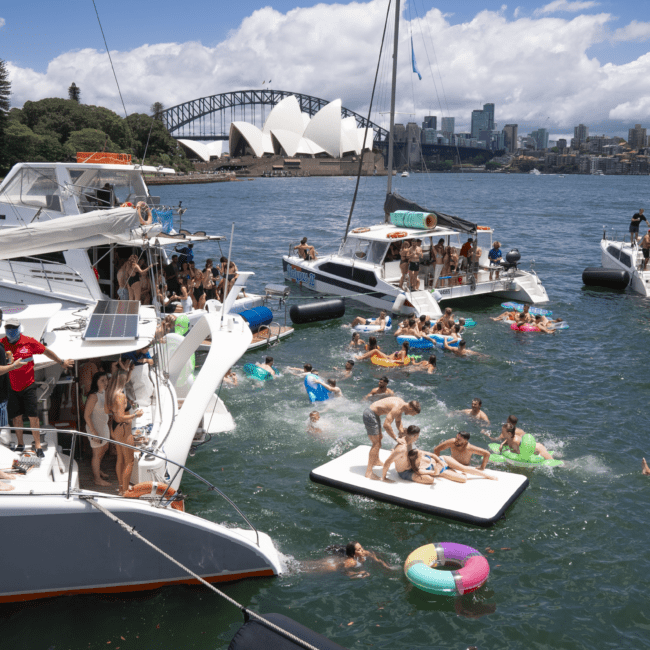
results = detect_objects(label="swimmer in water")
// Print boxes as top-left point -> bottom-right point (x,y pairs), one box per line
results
333,360 -> 355,379
223,368 -> 238,386
287,362 -> 317,376
363,376 -> 394,401
409,354 -> 437,373
303,541 -> 393,578
444,339 -> 487,358
643,458 -> 650,475
307,411 -> 322,435
256,356 -> 276,377
460,398 -> 490,424
349,332 -> 366,348
498,424 -> 553,460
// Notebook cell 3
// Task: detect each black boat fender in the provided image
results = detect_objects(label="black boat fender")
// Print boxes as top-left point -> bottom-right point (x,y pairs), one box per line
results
582,267 -> 630,290
289,299 -> 345,324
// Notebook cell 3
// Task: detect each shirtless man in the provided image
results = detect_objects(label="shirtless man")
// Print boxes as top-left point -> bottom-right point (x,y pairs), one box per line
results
499,423 -> 552,460
444,339 -> 486,357
437,307 -> 455,330
333,360 -> 355,379
461,398 -> 490,424
294,237 -> 317,261
287,362 -> 317,376
363,397 -> 421,480
351,311 -> 388,332
382,427 -> 495,483
394,319 -> 420,338
434,431 -> 490,470
532,314 -> 556,334
256,356 -> 276,377
407,239 -> 423,290
430,238 -> 445,287
641,229 -> 650,270
492,304 -> 532,323
312,377 -> 343,398
307,411 -> 322,435
482,414 -> 524,443
363,376 -> 394,401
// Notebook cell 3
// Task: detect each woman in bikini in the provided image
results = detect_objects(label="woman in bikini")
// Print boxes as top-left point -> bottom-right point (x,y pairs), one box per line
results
388,340 -> 410,362
399,241 -> 410,290
124,255 -> 152,302
355,336 -> 389,361
410,354 -> 437,374
105,369 -> 143,495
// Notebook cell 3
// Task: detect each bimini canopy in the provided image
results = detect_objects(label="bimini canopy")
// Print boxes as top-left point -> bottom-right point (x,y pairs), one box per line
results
0,208 -> 149,260
384,192 -> 477,234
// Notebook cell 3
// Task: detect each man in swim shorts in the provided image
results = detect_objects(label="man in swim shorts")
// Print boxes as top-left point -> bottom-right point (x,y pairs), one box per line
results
407,239 -> 423,290
350,311 -> 388,332
460,398 -> 490,424
364,397 -> 421,480
641,229 -> 650,270
434,431 -> 491,470
629,208 -> 647,245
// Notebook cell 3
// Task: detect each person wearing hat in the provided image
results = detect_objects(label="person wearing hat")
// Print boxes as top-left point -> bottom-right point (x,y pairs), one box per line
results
0,310 -> 28,431
1,317 -> 74,457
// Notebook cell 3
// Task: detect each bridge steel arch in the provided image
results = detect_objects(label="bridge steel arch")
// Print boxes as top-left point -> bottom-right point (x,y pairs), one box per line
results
162,89 -> 389,145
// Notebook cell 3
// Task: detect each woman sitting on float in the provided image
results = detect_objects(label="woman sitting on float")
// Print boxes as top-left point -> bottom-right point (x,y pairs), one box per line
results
355,336 -> 389,361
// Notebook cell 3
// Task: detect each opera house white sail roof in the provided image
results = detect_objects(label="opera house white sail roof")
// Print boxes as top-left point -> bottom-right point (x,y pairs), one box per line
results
177,139 -> 224,162
229,95 -> 373,158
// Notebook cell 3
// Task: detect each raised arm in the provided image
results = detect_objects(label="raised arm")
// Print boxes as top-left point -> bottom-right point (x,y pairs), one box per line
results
433,439 -> 453,456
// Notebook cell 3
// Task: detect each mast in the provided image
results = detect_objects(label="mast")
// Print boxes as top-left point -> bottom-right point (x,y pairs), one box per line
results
384,0 -> 400,222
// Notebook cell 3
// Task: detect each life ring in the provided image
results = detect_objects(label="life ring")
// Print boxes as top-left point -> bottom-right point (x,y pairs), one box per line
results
404,543 -> 490,596
352,227 -> 370,233
476,226 -> 490,231
124,482 -> 184,511
387,231 -> 408,239
371,355 -> 411,368
353,316 -> 392,333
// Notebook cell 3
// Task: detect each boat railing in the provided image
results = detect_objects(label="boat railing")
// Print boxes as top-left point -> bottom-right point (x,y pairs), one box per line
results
7,426 -> 261,547
0,257 -> 94,298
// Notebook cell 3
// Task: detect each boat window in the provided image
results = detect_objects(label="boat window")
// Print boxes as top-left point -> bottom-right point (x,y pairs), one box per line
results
0,167 -> 62,211
69,169 -> 146,208
619,251 -> 632,267
338,238 -> 388,265
606,245 -> 621,261
13,252 -> 67,265
319,262 -> 378,287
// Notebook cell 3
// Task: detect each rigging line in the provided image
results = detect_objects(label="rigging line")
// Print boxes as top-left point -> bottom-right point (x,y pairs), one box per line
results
82,498 -> 322,650
342,0 -> 393,244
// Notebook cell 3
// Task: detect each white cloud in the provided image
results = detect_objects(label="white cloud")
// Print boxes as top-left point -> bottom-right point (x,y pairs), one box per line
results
612,20 -> 650,43
534,1 -> 599,16
6,2 -> 650,130
0,17 -> 5,28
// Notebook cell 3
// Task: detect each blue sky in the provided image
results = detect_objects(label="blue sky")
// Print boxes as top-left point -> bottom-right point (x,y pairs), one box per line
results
3,0 -> 650,137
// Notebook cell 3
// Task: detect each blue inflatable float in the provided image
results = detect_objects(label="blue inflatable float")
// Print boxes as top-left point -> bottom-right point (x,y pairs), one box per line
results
304,373 -> 330,403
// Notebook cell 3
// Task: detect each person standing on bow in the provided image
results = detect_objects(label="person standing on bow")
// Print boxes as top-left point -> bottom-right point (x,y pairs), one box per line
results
630,208 -> 647,245
1,317 -> 74,457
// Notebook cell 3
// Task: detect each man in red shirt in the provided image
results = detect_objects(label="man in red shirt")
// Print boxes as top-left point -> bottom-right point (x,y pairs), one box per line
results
2,317 -> 73,458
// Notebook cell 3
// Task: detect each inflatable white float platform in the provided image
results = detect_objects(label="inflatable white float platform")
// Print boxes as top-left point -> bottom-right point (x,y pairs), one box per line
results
310,445 -> 529,527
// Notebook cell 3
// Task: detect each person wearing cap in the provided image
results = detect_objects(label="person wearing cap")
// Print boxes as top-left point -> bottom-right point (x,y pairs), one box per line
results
0,310 -> 28,431
175,242 -> 194,266
1,317 -> 74,457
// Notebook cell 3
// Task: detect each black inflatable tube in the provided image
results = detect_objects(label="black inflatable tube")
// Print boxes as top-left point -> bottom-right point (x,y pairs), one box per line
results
582,267 -> 630,290
228,612 -> 349,650
289,299 -> 345,325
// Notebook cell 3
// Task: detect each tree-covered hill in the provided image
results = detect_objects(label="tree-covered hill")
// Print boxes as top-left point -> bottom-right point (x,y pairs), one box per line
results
2,97 -> 192,173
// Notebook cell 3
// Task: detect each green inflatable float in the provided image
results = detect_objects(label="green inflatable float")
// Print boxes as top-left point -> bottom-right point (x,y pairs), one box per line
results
489,433 -> 563,468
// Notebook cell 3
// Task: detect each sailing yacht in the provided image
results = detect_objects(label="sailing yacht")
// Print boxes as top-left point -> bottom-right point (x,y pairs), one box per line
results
0,218 -> 281,602
282,1 -> 548,318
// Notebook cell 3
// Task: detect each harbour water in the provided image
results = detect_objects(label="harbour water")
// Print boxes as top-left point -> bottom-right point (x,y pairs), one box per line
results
2,173 -> 649,649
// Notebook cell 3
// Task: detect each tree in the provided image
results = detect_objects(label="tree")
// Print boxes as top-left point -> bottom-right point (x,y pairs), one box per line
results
68,82 -> 81,102
64,128 -> 118,158
150,102 -> 164,121
0,58 -> 12,171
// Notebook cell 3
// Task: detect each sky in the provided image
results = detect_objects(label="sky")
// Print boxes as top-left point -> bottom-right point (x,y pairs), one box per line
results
3,0 -> 650,140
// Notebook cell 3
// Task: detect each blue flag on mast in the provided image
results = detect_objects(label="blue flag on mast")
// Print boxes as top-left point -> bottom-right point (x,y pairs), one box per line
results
411,36 -> 422,80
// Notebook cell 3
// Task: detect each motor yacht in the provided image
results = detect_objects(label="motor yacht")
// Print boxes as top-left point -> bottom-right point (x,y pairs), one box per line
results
600,232 -> 650,295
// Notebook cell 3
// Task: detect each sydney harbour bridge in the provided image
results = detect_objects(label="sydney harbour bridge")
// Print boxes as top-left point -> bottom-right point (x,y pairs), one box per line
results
161,89 -> 488,161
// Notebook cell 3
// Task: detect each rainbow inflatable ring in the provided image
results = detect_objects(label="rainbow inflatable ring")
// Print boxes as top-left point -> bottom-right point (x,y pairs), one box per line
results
404,542 -> 490,596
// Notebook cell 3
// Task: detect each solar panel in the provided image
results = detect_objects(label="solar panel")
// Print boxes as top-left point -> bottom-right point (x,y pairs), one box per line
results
83,300 -> 140,341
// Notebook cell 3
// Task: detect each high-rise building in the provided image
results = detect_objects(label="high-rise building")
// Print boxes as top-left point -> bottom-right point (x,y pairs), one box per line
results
557,138 -> 567,150
471,103 -> 495,139
574,124 -> 589,147
628,124 -> 647,150
503,124 -> 518,153
530,128 -> 549,150
441,117 -> 455,135
422,116 -> 437,130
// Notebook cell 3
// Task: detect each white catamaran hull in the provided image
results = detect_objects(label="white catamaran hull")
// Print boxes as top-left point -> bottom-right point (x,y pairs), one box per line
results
601,239 -> 650,296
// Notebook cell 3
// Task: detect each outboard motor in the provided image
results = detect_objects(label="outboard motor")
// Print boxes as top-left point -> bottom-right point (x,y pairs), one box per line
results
502,248 -> 521,271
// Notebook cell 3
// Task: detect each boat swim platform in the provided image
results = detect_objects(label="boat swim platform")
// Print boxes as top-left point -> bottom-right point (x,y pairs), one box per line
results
310,445 -> 529,527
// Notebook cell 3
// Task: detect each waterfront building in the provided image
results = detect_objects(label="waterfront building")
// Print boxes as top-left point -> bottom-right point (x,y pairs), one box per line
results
422,116 -> 437,130
471,103 -> 495,139
530,128 -> 549,150
441,116 -> 455,137
573,124 -> 589,149
503,124 -> 518,153
627,124 -> 647,150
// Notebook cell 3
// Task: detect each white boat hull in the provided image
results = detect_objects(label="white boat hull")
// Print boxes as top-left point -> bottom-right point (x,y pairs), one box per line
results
600,239 -> 650,296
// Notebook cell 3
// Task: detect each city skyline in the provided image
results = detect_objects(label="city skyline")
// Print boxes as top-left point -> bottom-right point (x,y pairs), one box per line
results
3,1 -> 650,140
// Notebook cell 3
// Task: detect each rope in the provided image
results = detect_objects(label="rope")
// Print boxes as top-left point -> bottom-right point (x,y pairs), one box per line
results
82,497 -> 322,650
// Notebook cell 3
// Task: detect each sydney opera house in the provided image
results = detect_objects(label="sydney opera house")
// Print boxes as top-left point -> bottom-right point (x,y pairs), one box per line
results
178,95 -> 374,162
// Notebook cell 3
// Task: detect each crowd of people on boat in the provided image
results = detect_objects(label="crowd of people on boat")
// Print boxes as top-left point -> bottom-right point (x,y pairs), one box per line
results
115,244 -> 241,313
